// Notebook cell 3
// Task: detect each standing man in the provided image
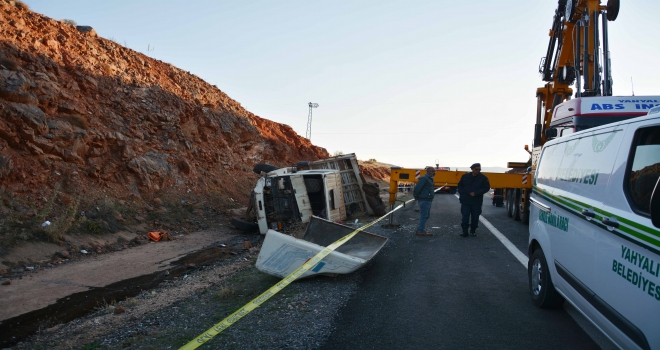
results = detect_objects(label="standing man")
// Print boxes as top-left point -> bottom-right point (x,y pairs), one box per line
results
413,166 -> 436,236
457,163 -> 490,237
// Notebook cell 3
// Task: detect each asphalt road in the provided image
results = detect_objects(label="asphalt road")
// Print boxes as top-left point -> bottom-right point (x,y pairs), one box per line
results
320,192 -> 603,350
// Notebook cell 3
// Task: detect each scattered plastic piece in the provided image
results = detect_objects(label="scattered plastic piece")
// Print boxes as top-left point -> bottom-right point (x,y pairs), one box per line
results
80,250 -> 88,254
147,231 -> 172,242
42,221 -> 51,227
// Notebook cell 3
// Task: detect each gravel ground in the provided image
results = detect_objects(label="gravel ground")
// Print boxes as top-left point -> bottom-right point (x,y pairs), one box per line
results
5,234 -> 370,350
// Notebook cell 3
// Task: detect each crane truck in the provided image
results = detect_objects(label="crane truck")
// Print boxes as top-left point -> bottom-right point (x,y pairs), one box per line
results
386,0 -> 659,222
502,0 -> 660,224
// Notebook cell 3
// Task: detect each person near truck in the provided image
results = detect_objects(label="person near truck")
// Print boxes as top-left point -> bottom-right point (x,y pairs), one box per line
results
413,166 -> 436,236
457,163 -> 490,237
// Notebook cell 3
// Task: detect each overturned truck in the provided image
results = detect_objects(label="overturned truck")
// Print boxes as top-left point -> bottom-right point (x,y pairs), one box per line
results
232,153 -> 386,234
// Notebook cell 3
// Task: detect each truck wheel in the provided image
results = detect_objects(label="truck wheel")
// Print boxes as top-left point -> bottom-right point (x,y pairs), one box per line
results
513,189 -> 522,221
506,189 -> 514,217
253,164 -> 278,174
230,217 -> 259,233
529,248 -> 565,308
519,195 -> 529,224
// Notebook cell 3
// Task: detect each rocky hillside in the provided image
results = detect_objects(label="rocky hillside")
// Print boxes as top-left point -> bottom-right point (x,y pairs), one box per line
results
0,1 -> 328,250
358,160 -> 391,183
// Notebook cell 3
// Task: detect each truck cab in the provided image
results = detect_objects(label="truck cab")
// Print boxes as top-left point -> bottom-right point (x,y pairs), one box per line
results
253,168 -> 345,234
545,96 -> 660,140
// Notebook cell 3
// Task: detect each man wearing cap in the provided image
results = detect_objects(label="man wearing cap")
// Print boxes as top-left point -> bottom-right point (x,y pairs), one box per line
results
457,163 -> 490,237
413,166 -> 436,236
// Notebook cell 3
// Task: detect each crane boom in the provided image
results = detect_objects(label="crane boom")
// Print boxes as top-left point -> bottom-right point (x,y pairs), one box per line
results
533,0 -> 619,147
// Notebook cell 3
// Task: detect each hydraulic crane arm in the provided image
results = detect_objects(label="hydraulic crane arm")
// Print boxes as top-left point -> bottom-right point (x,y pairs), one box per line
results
533,0 -> 619,147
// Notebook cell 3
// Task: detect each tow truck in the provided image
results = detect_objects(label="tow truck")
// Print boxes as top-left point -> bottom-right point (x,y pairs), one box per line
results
387,0 -> 660,223
501,0 -> 660,224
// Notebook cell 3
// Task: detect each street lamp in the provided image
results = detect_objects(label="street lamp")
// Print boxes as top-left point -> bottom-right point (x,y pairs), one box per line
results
306,102 -> 319,140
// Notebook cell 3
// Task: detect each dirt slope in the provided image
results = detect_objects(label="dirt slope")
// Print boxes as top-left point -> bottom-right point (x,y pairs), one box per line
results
358,160 -> 392,182
0,1 -> 328,263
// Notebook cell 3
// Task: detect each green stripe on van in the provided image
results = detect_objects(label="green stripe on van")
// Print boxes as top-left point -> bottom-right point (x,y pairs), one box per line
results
557,194 -> 660,239
533,187 -> 660,252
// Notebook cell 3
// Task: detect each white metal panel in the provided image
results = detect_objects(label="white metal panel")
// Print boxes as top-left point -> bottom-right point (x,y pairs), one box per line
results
290,175 -> 313,223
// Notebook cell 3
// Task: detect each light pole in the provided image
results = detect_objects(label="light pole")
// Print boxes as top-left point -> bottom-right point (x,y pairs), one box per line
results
306,102 -> 319,140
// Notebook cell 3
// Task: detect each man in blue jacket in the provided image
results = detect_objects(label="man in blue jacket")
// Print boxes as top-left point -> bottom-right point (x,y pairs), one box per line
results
457,163 -> 490,237
413,166 -> 436,236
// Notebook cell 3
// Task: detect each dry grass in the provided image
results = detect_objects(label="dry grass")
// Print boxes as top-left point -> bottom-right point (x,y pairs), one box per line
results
12,0 -> 29,10
61,19 -> 77,27
63,114 -> 89,130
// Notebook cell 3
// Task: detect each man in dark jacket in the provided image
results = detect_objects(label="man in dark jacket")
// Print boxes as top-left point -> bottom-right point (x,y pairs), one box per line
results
457,163 -> 490,237
413,166 -> 436,236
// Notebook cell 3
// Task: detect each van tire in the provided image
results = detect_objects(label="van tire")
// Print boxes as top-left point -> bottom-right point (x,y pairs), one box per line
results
230,217 -> 259,233
529,248 -> 565,308
253,164 -> 278,174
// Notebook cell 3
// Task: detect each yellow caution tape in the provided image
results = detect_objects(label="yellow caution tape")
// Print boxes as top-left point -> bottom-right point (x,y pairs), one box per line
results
180,196 -> 421,350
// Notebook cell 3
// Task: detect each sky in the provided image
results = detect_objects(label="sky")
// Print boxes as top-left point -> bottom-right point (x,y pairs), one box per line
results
24,0 -> 660,169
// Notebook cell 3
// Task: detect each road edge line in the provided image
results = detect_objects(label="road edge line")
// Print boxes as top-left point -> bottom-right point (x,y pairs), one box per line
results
454,194 -> 527,267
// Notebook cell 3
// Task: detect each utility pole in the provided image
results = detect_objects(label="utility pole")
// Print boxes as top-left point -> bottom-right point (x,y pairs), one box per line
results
306,102 -> 319,140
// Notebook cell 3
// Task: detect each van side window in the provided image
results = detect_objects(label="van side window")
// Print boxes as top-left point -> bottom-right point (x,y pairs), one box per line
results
625,126 -> 660,215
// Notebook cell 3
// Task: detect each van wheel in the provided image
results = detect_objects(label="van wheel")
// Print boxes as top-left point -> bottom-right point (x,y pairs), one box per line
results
253,164 -> 278,174
230,217 -> 259,233
529,248 -> 565,308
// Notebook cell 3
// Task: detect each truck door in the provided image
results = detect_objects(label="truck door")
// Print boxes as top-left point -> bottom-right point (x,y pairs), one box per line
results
290,175 -> 313,223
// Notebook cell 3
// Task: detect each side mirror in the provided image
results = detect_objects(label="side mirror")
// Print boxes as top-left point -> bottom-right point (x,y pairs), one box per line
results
652,177 -> 660,228
545,128 -> 558,138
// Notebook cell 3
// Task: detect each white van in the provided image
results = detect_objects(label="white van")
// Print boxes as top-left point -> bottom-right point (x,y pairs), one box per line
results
528,112 -> 660,349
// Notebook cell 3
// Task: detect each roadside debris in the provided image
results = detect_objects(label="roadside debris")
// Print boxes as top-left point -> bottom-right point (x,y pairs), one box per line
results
1,280 -> 10,285
232,153 -> 382,235
147,231 -> 172,242
256,216 -> 387,279
243,239 -> 253,250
